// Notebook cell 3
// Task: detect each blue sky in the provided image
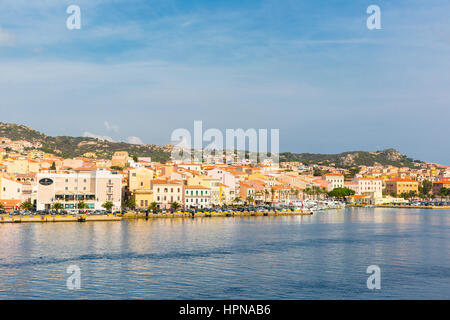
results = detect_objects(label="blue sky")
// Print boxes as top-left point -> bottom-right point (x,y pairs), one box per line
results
0,0 -> 449,164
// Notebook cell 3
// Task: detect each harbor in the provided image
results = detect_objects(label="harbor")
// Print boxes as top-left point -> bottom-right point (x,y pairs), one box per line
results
1,207 -> 448,299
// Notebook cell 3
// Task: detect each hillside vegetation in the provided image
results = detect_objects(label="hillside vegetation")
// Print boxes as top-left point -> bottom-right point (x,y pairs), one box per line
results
0,123 -> 422,167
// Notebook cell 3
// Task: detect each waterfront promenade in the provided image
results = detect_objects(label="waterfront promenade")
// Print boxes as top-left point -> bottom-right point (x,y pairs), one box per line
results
0,209 -> 313,224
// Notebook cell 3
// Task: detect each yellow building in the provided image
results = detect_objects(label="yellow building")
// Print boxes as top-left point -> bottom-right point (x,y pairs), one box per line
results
132,190 -> 154,209
128,167 -> 154,192
385,178 -> 419,195
6,158 -> 41,175
111,151 -> 130,168
128,167 -> 155,209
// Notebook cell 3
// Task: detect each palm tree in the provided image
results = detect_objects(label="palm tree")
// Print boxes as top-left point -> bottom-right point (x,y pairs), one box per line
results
170,202 -> 181,211
102,202 -> 114,211
0,203 -> 4,210
246,196 -> 255,205
52,202 -> 63,213
264,189 -> 270,204
304,188 -> 312,199
270,187 -> 276,205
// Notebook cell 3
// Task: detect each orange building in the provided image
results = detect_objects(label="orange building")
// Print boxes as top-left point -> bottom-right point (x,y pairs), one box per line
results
385,178 -> 419,195
432,180 -> 450,195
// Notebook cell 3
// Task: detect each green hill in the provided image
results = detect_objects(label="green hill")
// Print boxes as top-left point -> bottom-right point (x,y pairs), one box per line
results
280,149 -> 421,168
0,123 -> 423,168
0,123 -> 172,163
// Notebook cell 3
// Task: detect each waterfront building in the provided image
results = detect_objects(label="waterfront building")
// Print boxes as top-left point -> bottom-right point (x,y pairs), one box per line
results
187,175 -> 221,205
432,180 -> 450,195
239,182 -> 256,204
184,185 -> 211,208
323,173 -> 344,190
152,180 -> 184,209
127,167 -> 155,209
385,178 -> 419,195
36,168 -> 122,211
351,177 -> 383,198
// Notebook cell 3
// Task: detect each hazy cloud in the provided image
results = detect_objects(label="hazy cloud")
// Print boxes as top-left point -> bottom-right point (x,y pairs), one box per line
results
83,131 -> 114,142
0,27 -> 15,46
104,121 -> 119,133
127,136 -> 144,145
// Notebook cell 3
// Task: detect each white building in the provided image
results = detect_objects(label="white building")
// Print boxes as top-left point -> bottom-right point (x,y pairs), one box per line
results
323,174 -> 344,190
352,177 -> 383,198
36,168 -> 122,211
184,186 -> 211,209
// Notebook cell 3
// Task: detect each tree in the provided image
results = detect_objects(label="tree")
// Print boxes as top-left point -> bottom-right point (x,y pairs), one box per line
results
102,202 -> 114,211
0,203 -> 3,209
77,201 -> 88,210
232,197 -> 241,205
270,187 -> 276,204
52,202 -> 63,212
49,162 -> 56,170
21,201 -> 34,211
110,166 -> 123,171
124,199 -> 136,209
246,196 -> 255,205
170,202 -> 181,211
328,187 -> 355,199
438,187 -> 450,199
149,202 -> 158,211
421,180 -> 432,195
313,168 -> 325,176
264,189 -> 270,203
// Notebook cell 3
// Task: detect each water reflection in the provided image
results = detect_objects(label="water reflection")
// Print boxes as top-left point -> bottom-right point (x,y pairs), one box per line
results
0,208 -> 449,299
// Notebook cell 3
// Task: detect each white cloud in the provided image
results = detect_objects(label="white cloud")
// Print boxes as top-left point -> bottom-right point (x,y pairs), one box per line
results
104,121 -> 119,133
0,27 -> 15,46
127,136 -> 144,145
83,131 -> 114,142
